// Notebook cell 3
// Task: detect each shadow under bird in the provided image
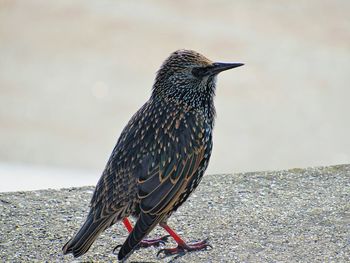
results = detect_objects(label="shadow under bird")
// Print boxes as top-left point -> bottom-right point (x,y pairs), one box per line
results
62,49 -> 243,261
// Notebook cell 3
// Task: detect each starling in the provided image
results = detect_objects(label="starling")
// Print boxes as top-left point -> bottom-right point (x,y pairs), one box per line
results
62,49 -> 243,260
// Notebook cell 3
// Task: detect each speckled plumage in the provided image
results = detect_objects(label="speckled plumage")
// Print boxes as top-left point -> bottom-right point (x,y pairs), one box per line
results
62,50 -> 243,260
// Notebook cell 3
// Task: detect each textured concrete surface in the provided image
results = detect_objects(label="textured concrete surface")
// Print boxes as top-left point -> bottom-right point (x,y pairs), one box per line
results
1,164 -> 349,262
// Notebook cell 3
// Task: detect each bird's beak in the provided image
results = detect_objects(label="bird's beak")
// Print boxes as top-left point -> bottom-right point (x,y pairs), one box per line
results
192,62 -> 244,78
209,62 -> 244,75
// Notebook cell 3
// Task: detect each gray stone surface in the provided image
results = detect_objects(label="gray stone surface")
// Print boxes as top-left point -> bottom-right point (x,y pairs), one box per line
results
1,164 -> 349,262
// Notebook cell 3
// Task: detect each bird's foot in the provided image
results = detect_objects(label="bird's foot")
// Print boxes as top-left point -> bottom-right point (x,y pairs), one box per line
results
157,239 -> 212,257
113,235 -> 170,254
139,235 -> 170,248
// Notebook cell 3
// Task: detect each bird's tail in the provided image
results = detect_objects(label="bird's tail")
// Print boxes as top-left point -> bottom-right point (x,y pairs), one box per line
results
62,213 -> 114,258
118,213 -> 162,261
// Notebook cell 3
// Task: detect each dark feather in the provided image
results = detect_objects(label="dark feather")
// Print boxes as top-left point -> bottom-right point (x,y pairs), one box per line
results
118,213 -> 163,260
62,213 -> 115,257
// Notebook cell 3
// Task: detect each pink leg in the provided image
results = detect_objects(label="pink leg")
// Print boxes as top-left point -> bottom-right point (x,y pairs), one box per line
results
122,218 -> 133,233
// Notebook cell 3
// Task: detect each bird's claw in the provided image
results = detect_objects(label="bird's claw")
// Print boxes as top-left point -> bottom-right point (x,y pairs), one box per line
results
112,244 -> 122,254
157,239 -> 212,258
138,235 -> 171,248
113,235 -> 170,254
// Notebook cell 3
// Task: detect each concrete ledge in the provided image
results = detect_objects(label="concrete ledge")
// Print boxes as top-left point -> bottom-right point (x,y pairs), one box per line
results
1,165 -> 349,262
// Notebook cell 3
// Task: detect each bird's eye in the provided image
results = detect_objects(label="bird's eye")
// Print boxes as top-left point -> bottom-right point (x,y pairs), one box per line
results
192,67 -> 208,78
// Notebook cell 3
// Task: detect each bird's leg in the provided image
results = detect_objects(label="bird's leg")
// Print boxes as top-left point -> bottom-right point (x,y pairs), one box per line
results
122,218 -> 170,248
157,222 -> 212,257
122,217 -> 134,232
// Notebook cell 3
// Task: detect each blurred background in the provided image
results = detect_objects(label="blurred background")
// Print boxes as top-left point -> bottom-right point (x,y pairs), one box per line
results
1,0 -> 349,191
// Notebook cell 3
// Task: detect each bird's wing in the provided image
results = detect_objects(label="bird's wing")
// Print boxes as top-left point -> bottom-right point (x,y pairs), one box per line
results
138,145 -> 205,215
89,166 -> 134,221
137,112 -> 208,216
88,102 -> 153,221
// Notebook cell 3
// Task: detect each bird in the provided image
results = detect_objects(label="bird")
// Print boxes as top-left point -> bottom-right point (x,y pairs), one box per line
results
62,49 -> 243,261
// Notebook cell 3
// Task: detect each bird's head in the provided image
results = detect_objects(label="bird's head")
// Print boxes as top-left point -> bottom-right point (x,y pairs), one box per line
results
152,49 -> 243,107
